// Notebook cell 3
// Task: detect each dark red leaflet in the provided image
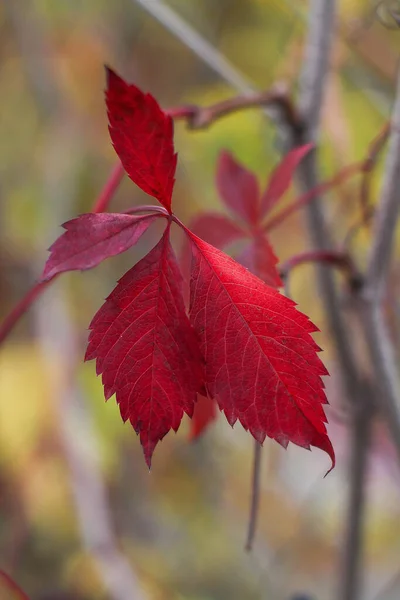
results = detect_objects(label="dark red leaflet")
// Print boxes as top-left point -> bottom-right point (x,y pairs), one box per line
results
189,394 -> 218,440
237,234 -> 282,288
41,213 -> 159,281
187,213 -> 246,249
260,144 -> 313,217
85,226 -> 204,467
106,67 -> 177,212
187,232 -> 334,469
216,151 -> 260,225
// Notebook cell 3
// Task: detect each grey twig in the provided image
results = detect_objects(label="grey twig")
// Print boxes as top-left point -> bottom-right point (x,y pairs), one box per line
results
245,441 -> 262,552
299,0 -> 336,137
359,62 -> 400,461
367,66 -> 400,299
338,381 -> 373,600
132,0 -> 253,94
297,4 -> 370,600
297,0 -> 362,408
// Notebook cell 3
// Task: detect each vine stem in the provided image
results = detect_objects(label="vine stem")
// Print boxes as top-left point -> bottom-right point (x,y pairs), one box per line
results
92,161 -> 124,213
245,441 -> 262,551
0,569 -> 30,600
279,249 -> 359,282
0,161 -> 123,345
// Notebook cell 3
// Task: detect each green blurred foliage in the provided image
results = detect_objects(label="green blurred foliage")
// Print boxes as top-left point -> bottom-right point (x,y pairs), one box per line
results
2,1 -> 400,599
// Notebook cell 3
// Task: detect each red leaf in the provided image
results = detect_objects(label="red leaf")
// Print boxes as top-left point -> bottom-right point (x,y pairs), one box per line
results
237,234 -> 282,288
187,232 -> 334,470
189,394 -> 218,440
85,226 -> 204,467
260,144 -> 313,217
187,213 -> 246,250
42,213 -> 159,281
216,151 -> 260,225
105,67 -> 177,212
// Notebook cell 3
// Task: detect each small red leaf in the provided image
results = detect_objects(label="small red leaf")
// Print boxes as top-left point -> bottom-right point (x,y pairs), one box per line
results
187,232 -> 334,470
42,213 -> 159,281
106,67 -> 177,212
237,234 -> 282,288
187,213 -> 246,249
85,225 -> 204,467
189,394 -> 218,440
216,151 -> 260,225
260,144 -> 313,217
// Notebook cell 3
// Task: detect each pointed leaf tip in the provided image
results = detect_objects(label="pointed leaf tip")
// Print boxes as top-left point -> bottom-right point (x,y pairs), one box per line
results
106,67 -> 177,212
216,150 -> 260,225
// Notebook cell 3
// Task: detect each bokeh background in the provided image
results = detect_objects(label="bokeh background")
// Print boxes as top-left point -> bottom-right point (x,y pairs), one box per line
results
1,1 -> 400,599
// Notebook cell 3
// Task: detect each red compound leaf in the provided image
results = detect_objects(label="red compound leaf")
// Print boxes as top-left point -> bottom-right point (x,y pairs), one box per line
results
216,151 -> 260,226
106,67 -> 177,212
189,394 -> 218,440
42,213 -> 159,281
85,225 -> 204,466
260,144 -> 313,217
187,232 -> 334,470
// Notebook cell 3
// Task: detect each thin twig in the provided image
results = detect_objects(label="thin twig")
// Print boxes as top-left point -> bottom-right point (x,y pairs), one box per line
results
296,0 -> 362,407
297,0 -> 365,417
358,64 -> 400,460
359,122 -> 390,225
182,88 -> 300,132
92,162 -> 125,213
297,5 -> 370,600
279,249 -> 360,287
132,0 -> 253,94
0,569 -> 30,600
263,160 -> 363,233
338,387 -> 373,600
366,72 -> 400,299
245,441 -> 263,552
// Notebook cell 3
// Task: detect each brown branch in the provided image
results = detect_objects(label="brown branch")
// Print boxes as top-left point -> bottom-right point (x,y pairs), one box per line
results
178,87 -> 300,133
279,249 -> 361,288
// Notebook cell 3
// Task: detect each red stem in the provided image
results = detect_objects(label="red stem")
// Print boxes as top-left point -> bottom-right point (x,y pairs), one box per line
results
124,205 -> 169,216
0,569 -> 30,600
92,162 -> 125,213
0,281 -> 51,344
280,250 -> 356,278
0,160 -> 125,346
263,161 -> 362,232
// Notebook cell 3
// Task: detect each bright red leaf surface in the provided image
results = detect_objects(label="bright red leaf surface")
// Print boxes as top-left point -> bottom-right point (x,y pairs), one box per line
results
106,67 -> 177,212
190,394 -> 218,440
85,226 -> 204,466
42,213 -> 159,281
187,232 -> 335,469
216,151 -> 260,225
260,144 -> 313,216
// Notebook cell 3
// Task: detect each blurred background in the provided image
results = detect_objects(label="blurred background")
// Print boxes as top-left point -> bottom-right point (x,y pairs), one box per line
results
1,1 -> 400,599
